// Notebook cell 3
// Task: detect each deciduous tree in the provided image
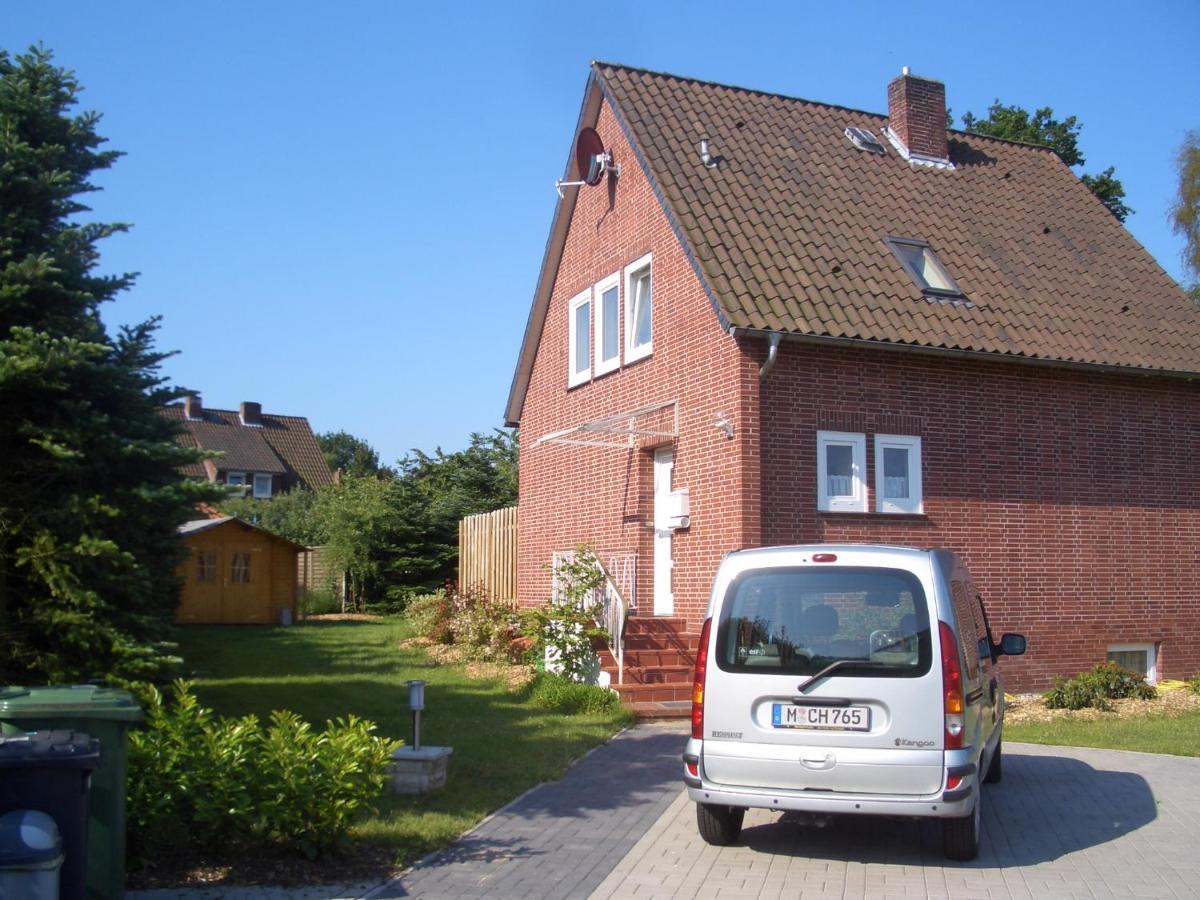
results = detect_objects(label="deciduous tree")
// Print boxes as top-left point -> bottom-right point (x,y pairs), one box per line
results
1169,130 -> 1200,299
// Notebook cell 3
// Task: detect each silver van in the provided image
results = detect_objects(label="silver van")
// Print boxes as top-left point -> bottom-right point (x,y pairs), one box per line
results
683,545 -> 1026,860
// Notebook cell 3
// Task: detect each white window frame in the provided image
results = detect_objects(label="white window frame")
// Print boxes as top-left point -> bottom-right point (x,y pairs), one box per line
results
817,431 -> 866,512
253,473 -> 274,499
1106,643 -> 1157,684
593,272 -> 621,377
624,252 -> 653,363
567,288 -> 591,388
226,471 -> 247,486
874,434 -> 923,514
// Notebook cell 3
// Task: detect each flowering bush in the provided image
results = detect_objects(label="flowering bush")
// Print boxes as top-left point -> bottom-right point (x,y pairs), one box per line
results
527,548 -> 609,682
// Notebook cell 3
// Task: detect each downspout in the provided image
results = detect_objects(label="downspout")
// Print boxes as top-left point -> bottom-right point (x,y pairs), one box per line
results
759,332 -> 782,379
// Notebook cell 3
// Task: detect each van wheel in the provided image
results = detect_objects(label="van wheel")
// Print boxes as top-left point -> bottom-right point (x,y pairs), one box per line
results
984,740 -> 1002,784
941,792 -> 981,861
696,803 -> 745,846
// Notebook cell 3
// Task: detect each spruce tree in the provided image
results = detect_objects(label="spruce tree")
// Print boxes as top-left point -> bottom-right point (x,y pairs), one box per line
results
0,45 -> 215,683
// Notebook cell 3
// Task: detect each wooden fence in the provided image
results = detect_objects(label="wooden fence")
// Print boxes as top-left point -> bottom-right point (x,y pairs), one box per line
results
458,506 -> 518,603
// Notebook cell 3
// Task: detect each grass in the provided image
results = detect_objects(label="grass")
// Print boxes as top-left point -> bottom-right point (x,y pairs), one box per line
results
1006,710 -> 1200,757
176,620 -> 632,869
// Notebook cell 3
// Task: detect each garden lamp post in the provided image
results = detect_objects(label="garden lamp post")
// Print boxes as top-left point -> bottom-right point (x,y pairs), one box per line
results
407,679 -> 426,751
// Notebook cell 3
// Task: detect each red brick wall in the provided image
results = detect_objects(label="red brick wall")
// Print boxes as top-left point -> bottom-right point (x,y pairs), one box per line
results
759,341 -> 1200,689
516,98 -> 761,625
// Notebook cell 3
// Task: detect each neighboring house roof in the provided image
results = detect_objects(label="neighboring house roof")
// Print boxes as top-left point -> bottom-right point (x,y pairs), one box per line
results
506,62 -> 1200,425
163,404 -> 334,490
178,516 -> 308,550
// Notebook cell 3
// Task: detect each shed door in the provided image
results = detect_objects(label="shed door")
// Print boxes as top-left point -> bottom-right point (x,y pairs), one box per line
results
222,543 -> 271,623
653,447 -> 674,615
182,542 -> 223,623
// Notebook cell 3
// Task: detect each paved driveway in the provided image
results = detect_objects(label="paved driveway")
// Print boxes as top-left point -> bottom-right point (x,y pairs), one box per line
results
133,724 -> 1200,899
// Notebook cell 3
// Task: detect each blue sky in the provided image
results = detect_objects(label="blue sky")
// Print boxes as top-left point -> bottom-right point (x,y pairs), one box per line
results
7,1 -> 1198,466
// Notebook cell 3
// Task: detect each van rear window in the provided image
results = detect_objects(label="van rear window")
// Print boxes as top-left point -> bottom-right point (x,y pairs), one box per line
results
715,567 -> 931,678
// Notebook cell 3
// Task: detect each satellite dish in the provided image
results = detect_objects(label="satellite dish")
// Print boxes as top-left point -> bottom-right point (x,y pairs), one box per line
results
555,126 -> 620,197
575,127 -> 607,186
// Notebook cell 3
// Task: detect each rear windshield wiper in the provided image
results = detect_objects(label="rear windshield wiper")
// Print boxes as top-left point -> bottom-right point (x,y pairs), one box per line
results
796,658 -> 886,694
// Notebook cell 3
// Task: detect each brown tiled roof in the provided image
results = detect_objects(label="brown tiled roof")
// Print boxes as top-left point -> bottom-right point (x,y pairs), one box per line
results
594,63 -> 1200,373
162,405 -> 334,491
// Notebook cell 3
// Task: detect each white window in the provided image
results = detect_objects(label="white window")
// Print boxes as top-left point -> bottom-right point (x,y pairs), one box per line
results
874,434 -> 923,514
227,471 -> 246,486
567,288 -> 591,387
817,431 -> 866,512
253,473 -> 274,499
624,253 -> 653,362
593,272 -> 621,376
1107,643 -> 1157,684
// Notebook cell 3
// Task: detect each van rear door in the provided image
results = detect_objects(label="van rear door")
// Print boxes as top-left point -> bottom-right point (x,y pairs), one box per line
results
702,563 -> 944,796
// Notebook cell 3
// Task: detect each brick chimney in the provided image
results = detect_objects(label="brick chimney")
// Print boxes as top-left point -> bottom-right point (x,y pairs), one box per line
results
184,394 -> 202,420
240,401 -> 263,426
887,68 -> 949,163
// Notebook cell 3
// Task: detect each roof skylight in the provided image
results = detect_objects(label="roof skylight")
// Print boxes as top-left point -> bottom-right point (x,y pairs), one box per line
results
845,127 -> 886,155
886,237 -> 964,297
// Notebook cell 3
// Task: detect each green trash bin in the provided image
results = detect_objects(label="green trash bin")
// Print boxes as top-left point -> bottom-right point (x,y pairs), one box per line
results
0,686 -> 143,899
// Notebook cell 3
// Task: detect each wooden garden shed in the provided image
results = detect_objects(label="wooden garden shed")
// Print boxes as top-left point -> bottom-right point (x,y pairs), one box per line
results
176,516 -> 305,624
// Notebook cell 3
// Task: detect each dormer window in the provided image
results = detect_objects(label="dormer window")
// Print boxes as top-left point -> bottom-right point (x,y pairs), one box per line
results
886,237 -> 964,298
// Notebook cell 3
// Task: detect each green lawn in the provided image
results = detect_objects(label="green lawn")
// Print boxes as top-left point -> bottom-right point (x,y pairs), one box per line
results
1006,710 -> 1200,757
176,620 -> 632,867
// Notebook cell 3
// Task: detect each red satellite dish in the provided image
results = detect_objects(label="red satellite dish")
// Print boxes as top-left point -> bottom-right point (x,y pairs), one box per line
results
575,127 -> 607,186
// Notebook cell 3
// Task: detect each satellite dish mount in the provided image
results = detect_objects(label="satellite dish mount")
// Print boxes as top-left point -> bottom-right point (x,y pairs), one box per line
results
555,127 -> 620,198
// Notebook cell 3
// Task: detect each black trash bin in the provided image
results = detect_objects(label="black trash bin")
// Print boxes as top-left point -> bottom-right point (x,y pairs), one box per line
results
0,731 -> 100,900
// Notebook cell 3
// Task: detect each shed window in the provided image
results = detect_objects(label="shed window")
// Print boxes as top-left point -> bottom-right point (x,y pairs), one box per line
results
887,238 -> 963,297
231,552 -> 251,584
195,550 -> 217,584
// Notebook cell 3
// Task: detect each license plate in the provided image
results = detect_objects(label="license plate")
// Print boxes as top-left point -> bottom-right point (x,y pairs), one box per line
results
772,704 -> 871,731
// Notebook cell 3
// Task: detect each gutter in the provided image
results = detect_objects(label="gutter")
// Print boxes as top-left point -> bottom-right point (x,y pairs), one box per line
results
729,326 -> 1199,382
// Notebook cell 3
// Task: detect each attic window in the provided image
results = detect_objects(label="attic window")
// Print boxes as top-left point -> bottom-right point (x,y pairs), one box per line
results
845,127 -> 886,155
886,237 -> 964,298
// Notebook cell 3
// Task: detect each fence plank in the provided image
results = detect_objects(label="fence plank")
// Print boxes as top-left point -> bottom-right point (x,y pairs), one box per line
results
458,506 -> 517,603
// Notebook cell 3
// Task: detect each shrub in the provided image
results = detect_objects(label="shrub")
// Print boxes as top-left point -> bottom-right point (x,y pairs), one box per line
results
449,587 -> 522,661
127,681 -> 401,859
528,673 -> 624,716
1187,674 -> 1200,696
407,590 -> 453,643
526,548 -> 609,682
300,586 -> 341,618
1044,662 -> 1158,711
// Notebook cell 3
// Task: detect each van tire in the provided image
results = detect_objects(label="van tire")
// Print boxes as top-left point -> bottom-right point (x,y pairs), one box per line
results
984,740 -> 1003,784
941,792 -> 981,861
696,803 -> 745,845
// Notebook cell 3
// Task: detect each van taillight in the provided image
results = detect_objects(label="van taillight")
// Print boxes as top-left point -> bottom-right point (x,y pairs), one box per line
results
691,617 -> 712,740
939,621 -> 964,750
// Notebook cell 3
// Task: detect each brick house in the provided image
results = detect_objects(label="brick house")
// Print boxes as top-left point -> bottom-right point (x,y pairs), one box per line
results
163,394 -> 334,497
505,62 -> 1200,698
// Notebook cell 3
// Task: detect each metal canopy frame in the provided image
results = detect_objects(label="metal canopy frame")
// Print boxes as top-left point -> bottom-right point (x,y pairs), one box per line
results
534,400 -> 678,449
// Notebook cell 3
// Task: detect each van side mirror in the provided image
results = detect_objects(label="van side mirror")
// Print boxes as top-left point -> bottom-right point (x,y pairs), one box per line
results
998,633 -> 1026,657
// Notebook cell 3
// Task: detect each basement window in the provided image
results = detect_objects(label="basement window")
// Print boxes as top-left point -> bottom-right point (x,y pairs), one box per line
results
1107,643 -> 1157,684
886,237 -> 964,298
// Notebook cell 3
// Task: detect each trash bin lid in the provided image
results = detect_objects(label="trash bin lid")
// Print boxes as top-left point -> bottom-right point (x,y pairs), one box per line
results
0,730 -> 101,769
0,810 -> 63,867
0,684 -> 143,722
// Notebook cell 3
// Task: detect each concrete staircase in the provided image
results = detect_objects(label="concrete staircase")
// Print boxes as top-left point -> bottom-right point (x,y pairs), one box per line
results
599,616 -> 698,720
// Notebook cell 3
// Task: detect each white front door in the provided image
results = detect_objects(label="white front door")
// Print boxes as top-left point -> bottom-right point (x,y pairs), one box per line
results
653,447 -> 674,615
